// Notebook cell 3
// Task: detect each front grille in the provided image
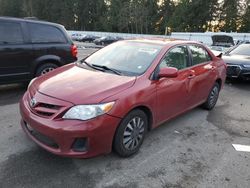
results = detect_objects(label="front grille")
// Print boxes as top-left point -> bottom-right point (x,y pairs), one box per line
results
242,73 -> 250,80
38,103 -> 61,110
25,123 -> 59,149
30,102 -> 62,118
227,65 -> 241,77
36,111 -> 54,117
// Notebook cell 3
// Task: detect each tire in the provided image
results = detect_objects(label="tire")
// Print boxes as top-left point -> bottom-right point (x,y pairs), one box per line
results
35,63 -> 58,77
113,109 -> 148,157
202,82 -> 220,110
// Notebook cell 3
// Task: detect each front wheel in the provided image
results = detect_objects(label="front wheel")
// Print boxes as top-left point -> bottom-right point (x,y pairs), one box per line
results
113,109 -> 148,157
35,63 -> 58,77
202,82 -> 220,110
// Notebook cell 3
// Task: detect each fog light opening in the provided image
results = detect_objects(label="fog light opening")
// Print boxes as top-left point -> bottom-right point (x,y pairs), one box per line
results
72,138 -> 88,152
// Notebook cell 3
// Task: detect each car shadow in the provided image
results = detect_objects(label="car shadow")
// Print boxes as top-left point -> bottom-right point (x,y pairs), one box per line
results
0,84 -> 26,106
225,78 -> 250,91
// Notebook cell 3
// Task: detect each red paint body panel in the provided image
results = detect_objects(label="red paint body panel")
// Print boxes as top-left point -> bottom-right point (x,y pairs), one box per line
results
30,64 -> 136,104
20,92 -> 121,158
19,39 -> 226,158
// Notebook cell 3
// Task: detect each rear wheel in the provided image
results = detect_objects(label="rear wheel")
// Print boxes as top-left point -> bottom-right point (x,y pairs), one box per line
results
202,82 -> 220,110
35,63 -> 58,77
114,109 -> 148,157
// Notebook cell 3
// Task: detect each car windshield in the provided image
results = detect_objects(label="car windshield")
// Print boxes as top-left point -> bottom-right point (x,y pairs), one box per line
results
84,41 -> 163,76
229,44 -> 250,56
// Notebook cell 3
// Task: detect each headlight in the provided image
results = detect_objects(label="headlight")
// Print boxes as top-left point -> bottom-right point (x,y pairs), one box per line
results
63,102 -> 115,121
242,64 -> 250,68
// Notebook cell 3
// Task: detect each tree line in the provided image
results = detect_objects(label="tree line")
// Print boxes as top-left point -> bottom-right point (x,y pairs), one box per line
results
0,0 -> 250,34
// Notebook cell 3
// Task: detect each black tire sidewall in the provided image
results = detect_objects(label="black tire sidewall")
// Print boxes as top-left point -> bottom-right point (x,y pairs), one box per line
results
114,109 -> 148,157
204,83 -> 220,110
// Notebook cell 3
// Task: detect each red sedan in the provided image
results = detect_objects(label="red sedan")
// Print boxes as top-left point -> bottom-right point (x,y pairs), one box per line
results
20,39 -> 226,158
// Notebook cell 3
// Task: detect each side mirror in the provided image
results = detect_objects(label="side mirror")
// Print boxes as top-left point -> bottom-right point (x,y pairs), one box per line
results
217,53 -> 223,58
159,67 -> 178,78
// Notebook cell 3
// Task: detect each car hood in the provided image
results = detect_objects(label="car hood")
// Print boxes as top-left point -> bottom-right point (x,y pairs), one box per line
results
222,55 -> 250,65
31,64 -> 136,104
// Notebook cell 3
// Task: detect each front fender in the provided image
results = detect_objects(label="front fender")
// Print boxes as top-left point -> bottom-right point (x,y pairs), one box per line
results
104,79 -> 158,127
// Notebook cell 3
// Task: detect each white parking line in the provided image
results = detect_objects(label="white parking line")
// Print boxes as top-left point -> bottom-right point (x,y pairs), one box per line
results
232,144 -> 250,152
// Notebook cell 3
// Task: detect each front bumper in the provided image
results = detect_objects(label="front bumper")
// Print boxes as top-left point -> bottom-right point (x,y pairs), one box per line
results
19,91 -> 121,158
226,64 -> 250,80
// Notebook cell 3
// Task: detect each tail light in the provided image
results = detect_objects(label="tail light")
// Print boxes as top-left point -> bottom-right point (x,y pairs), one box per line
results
71,44 -> 78,58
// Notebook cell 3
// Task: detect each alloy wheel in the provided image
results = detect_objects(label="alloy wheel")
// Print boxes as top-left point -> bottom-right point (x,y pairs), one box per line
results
41,67 -> 55,75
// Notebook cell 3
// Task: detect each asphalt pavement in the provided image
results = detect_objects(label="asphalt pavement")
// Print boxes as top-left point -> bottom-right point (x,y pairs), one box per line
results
0,49 -> 250,188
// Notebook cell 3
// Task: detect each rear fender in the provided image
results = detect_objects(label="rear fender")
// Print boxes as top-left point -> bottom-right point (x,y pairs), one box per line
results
30,55 -> 63,75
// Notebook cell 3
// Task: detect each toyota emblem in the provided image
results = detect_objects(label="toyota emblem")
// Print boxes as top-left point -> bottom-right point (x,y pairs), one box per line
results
30,98 -> 37,107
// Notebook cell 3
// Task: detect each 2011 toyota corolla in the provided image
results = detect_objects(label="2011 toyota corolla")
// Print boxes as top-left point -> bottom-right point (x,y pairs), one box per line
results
20,39 -> 226,158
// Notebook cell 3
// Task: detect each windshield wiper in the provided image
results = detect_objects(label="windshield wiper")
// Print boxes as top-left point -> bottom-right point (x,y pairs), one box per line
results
80,60 -> 104,71
79,60 -> 122,75
92,64 -> 122,75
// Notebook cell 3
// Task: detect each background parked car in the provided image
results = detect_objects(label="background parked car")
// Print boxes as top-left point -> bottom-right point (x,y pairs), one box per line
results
71,33 -> 83,41
222,43 -> 250,80
79,34 -> 99,42
94,36 -> 123,45
211,35 -> 235,48
0,17 -> 77,85
71,33 -> 89,41
209,35 -> 235,54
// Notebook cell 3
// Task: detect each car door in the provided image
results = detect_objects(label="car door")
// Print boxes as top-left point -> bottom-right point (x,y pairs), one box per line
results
187,45 -> 217,107
0,20 -> 33,83
155,45 -> 193,124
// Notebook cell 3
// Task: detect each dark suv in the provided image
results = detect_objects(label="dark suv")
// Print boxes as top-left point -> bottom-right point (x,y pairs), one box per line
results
0,17 -> 77,84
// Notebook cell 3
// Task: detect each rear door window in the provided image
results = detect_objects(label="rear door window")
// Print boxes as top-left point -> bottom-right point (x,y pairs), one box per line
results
28,23 -> 67,43
189,45 -> 212,66
0,22 -> 24,44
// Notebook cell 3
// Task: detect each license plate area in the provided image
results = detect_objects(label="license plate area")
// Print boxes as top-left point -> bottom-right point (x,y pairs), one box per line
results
24,121 -> 59,149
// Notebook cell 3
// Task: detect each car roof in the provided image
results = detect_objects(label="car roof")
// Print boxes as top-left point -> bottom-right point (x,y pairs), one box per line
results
0,16 -> 64,28
124,38 -> 201,46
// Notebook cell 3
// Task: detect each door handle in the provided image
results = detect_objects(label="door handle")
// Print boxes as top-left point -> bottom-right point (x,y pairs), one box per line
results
188,74 -> 195,79
188,70 -> 196,79
208,66 -> 216,70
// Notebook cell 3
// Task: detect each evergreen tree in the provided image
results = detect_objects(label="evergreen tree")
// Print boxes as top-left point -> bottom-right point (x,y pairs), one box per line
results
241,0 -> 250,32
158,0 -> 175,34
221,0 -> 239,32
169,0 -> 220,32
0,0 -> 249,33
0,0 -> 24,17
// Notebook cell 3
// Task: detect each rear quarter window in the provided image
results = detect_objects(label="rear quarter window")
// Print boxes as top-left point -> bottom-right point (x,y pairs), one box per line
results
28,23 -> 67,44
0,22 -> 24,44
189,45 -> 212,65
